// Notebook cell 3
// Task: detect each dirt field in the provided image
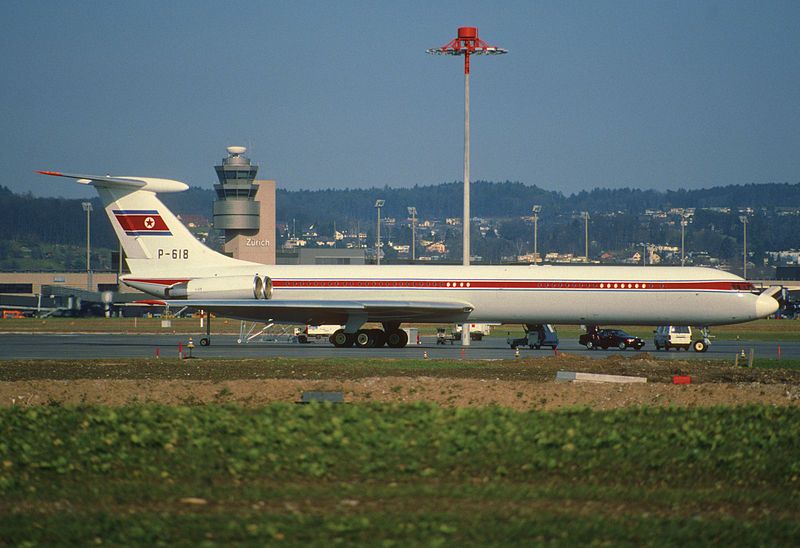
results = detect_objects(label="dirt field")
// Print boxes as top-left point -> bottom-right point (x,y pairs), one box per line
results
4,377 -> 799,410
2,354 -> 799,409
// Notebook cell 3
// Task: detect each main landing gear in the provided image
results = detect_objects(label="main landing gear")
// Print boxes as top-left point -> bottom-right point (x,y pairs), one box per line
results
330,324 -> 409,349
198,309 -> 212,346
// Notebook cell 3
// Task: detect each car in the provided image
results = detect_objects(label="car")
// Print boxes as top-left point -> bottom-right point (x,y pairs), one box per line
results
580,328 -> 645,350
436,327 -> 457,345
653,325 -> 692,351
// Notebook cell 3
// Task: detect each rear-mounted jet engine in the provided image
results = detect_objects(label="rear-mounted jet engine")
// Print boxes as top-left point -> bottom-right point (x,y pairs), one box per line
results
166,274 -> 272,300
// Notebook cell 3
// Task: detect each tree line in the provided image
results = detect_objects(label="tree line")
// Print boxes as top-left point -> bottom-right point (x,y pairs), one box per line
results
2,181 -> 799,267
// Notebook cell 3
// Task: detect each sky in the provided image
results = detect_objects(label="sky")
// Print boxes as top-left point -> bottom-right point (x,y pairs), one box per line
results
2,0 -> 799,199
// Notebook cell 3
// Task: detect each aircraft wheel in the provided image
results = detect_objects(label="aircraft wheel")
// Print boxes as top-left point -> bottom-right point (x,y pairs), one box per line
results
386,329 -> 409,348
331,329 -> 354,348
693,340 -> 708,353
355,329 -> 374,348
199,337 -> 210,347
371,329 -> 387,348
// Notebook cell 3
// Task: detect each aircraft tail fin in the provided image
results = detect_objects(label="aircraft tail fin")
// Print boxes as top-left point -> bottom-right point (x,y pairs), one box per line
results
37,171 -> 256,275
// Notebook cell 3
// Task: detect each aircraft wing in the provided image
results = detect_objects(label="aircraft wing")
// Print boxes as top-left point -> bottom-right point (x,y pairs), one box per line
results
166,299 -> 474,326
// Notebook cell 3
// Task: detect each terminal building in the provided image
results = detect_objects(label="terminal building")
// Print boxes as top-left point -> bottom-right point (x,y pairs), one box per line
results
212,146 -> 276,264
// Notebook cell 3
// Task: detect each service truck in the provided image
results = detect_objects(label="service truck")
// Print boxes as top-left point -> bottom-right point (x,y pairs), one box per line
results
452,323 -> 495,341
293,325 -> 344,344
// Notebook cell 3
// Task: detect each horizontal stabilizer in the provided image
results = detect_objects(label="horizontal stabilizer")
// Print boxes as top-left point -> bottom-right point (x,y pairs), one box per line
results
37,170 -> 188,193
760,286 -> 783,299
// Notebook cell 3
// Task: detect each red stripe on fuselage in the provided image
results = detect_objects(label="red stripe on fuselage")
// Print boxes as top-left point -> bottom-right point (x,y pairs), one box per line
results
127,278 -> 753,292
273,280 -> 754,291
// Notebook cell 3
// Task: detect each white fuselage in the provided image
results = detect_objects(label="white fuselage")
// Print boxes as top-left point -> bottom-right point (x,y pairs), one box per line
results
123,264 -> 775,326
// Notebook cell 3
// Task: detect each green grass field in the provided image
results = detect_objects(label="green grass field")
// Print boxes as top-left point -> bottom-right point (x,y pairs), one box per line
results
1,404 -> 798,545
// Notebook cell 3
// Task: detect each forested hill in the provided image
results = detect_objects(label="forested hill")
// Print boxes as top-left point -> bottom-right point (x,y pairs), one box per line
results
275,181 -> 800,227
1,181 -> 798,247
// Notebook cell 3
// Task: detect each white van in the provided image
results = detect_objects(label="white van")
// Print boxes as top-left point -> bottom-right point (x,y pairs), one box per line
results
653,325 -> 692,351
294,324 -> 344,344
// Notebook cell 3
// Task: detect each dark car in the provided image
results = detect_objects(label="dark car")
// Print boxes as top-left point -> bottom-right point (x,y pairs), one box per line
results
579,328 -> 645,350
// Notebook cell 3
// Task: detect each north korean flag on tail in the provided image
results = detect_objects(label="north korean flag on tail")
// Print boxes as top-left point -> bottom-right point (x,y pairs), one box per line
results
113,210 -> 172,236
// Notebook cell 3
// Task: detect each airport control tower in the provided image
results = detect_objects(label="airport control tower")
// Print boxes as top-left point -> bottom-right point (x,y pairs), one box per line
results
212,146 -> 276,264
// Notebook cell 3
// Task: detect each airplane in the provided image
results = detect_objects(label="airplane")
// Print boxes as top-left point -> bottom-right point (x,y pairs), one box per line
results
38,170 -> 780,350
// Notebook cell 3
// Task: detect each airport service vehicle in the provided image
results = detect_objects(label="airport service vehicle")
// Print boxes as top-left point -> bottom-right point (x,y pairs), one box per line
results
293,324 -> 343,344
39,171 -> 781,349
653,325 -> 693,351
436,327 -> 457,345
507,324 -> 559,350
653,325 -> 711,352
776,300 -> 799,319
456,323 -> 493,337
453,322 -> 492,341
580,328 -> 645,351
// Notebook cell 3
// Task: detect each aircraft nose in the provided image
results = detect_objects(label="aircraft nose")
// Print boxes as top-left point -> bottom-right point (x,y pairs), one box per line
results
755,294 -> 780,318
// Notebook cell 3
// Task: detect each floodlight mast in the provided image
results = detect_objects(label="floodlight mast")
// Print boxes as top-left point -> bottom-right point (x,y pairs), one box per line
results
407,207 -> 418,261
740,215 -> 749,279
82,201 -> 93,290
375,200 -> 385,265
427,27 -> 507,269
428,27 -> 507,348
581,211 -> 590,261
532,205 -> 542,260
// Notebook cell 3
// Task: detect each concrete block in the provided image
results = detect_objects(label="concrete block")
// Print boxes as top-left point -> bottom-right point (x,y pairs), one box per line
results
556,371 -> 647,384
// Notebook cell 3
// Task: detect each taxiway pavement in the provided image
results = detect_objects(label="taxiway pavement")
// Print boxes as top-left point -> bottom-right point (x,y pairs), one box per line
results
0,333 -> 792,361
